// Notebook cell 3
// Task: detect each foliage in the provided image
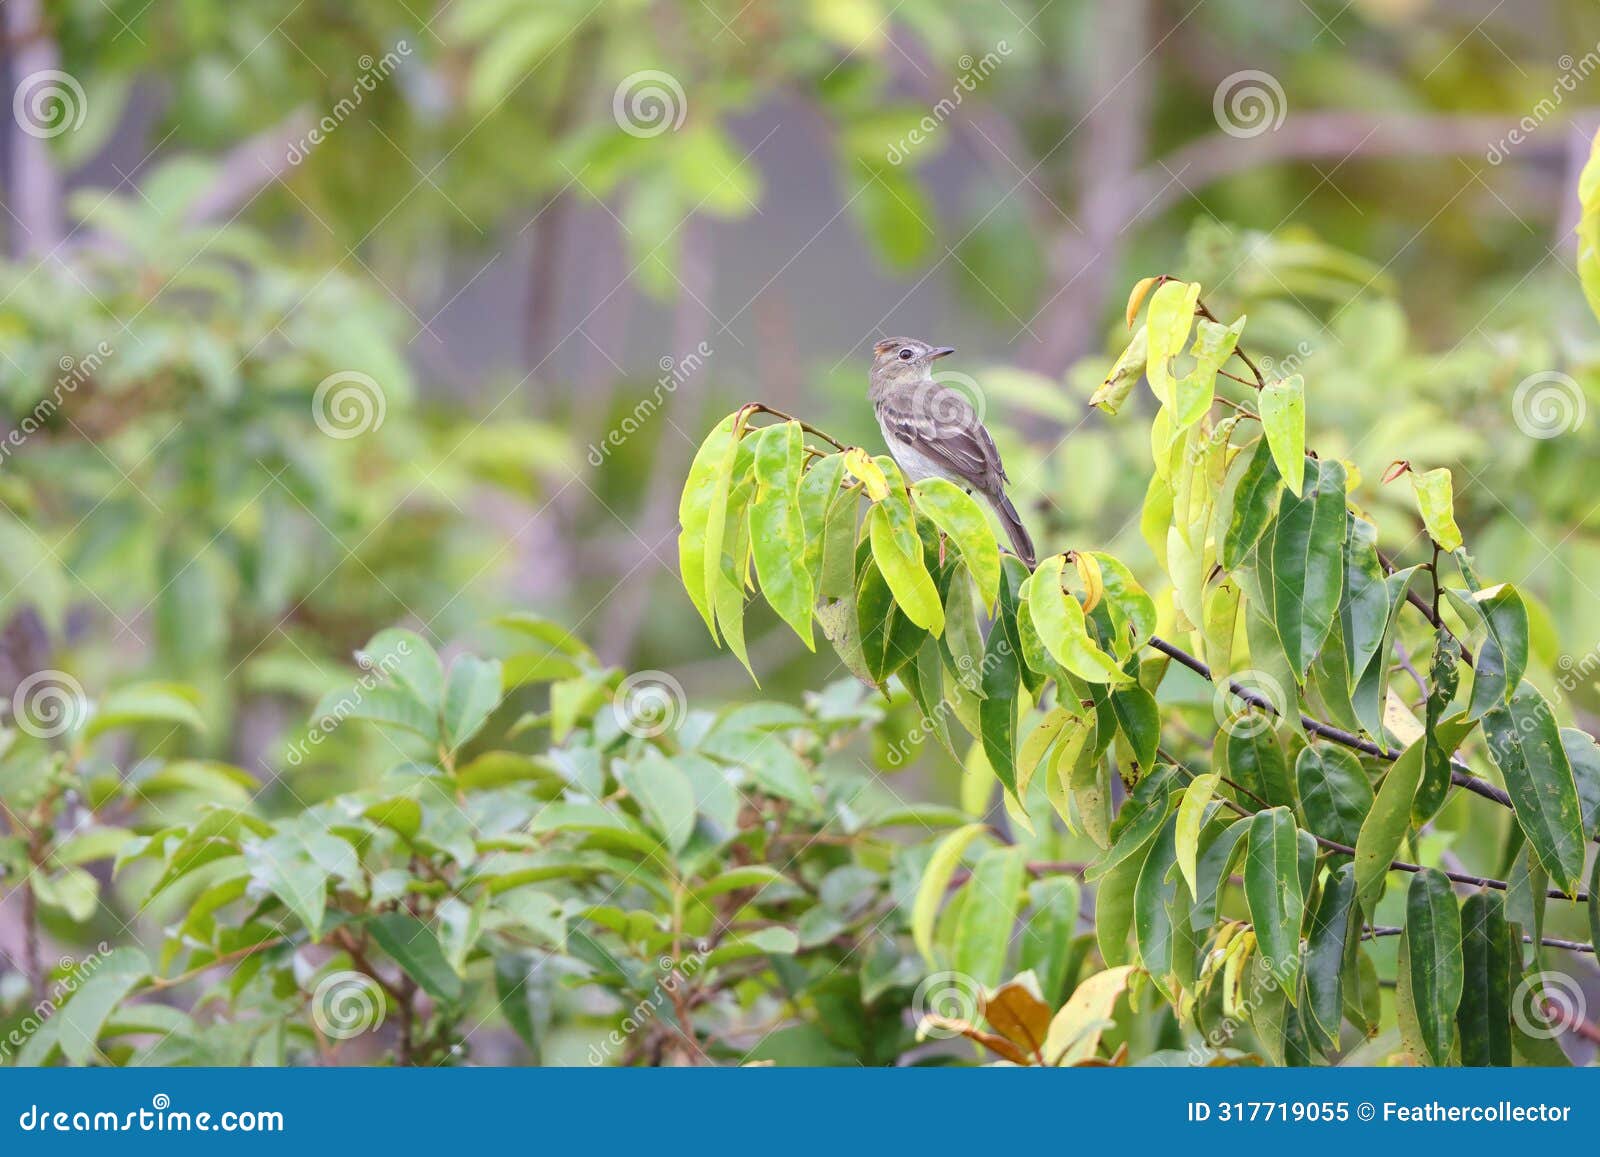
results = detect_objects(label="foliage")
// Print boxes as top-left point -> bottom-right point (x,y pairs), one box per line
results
673,276 -> 1600,1066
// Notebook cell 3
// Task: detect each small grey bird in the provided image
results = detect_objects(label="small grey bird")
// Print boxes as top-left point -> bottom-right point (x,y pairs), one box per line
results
868,337 -> 1036,568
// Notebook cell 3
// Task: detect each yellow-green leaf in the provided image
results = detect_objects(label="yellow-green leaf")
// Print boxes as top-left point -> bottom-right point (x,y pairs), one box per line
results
843,447 -> 889,500
1259,374 -> 1305,497
868,504 -> 943,635
1024,555 -> 1126,684
678,413 -> 739,637
912,477 -> 1000,612
912,822 -> 988,966
1408,467 -> 1464,553
1175,772 -> 1220,896
750,422 -> 815,648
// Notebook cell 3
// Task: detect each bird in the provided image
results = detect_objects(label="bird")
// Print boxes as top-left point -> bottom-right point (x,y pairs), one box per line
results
868,337 -> 1036,569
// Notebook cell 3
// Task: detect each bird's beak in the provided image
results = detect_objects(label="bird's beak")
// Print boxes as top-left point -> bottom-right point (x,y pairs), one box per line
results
931,346 -> 956,359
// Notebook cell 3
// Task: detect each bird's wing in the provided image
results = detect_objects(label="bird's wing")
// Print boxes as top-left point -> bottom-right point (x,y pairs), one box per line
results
876,382 -> 1007,486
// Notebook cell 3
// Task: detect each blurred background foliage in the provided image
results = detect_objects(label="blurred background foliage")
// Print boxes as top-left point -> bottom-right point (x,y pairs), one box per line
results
3,0 -> 1600,1063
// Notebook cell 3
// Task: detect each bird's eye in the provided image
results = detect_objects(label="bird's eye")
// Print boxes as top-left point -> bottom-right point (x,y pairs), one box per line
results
898,348 -> 913,360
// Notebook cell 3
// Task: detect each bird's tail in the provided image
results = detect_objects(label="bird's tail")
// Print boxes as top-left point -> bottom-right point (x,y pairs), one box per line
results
992,492 -> 1036,570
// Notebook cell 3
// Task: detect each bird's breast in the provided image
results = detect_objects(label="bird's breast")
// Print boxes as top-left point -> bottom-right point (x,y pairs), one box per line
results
876,417 -> 949,485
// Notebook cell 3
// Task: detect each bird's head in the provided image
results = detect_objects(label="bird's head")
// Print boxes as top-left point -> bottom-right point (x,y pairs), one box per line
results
869,337 -> 955,391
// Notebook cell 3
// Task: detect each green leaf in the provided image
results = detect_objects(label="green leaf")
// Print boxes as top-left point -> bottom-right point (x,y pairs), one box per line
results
1400,869 -> 1463,1066
1408,467 -> 1464,552
1175,772 -> 1220,896
952,846 -> 1025,988
1304,861 -> 1357,1050
678,413 -> 739,638
1226,724 -> 1295,809
1019,877 -> 1083,1005
1294,743 -> 1372,847
1457,890 -> 1513,1066
1134,813 -> 1183,997
1562,727 -> 1600,840
1350,565 -> 1423,738
86,681 -> 206,739
1354,737 -> 1424,913
1414,633 -> 1462,825
1244,807 -> 1304,994
311,683 -> 440,746
911,477 -> 1000,613
1340,516 -> 1389,684
1444,585 -> 1528,720
1089,325 -> 1147,415
751,422 -> 815,648
799,453 -> 849,593
700,729 -> 814,811
1482,684 -> 1586,894
868,503 -> 943,635
1259,373 -> 1306,496
360,628 -> 445,711
1172,316 -> 1244,431
979,560 -> 1028,797
1221,438 -> 1281,570
1085,552 -> 1157,657
56,947 -> 150,1066
245,828 -> 357,940
1579,127 -> 1600,323
1267,457 -> 1346,680
1143,279 -> 1199,406
368,912 -> 464,1004
1191,816 -> 1250,931
912,823 -> 987,966
1024,555 -> 1125,684
443,655 -> 502,752
618,748 -> 698,855
1110,684 -> 1159,780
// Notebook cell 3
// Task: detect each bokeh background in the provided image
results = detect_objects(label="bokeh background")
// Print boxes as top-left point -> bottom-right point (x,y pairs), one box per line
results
5,0 -> 1600,1000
